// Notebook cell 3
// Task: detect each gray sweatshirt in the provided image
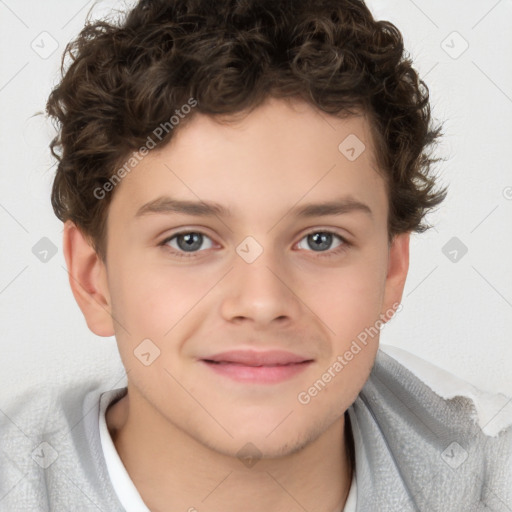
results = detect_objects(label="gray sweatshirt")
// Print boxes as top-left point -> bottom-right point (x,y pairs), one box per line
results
1,349 -> 511,511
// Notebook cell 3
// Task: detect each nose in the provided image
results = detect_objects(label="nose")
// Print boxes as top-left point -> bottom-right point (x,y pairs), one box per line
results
219,245 -> 302,328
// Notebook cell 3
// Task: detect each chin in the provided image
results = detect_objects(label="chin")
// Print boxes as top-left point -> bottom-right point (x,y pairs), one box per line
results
203,434 -> 312,462
202,418 -> 327,461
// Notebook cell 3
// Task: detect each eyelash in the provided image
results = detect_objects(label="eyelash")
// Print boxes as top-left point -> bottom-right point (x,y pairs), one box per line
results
158,229 -> 352,260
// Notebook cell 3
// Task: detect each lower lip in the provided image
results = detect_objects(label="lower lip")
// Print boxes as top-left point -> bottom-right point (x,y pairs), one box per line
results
201,360 -> 313,384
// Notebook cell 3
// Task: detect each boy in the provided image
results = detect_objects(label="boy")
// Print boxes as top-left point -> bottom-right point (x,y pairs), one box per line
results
1,0 -> 511,510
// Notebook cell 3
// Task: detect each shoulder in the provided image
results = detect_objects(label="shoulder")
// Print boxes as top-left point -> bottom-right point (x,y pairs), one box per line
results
0,377 -> 126,511
348,346 -> 512,511
370,345 -> 512,439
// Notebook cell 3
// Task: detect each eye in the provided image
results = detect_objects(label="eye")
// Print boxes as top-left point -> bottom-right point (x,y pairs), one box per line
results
159,231 -> 214,257
296,230 -> 350,258
159,229 -> 351,259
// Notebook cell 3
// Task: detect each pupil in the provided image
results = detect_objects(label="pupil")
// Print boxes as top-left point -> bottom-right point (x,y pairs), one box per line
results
178,233 -> 202,251
309,232 -> 331,251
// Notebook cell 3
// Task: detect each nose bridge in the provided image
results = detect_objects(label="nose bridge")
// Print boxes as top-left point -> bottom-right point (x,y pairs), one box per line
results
237,239 -> 284,290
219,234 -> 300,325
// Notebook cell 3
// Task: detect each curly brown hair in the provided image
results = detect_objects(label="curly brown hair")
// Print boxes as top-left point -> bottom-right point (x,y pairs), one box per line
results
47,0 -> 447,263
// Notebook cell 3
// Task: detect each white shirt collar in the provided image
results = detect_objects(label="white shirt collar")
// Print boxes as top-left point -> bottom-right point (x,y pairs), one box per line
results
98,388 -> 151,512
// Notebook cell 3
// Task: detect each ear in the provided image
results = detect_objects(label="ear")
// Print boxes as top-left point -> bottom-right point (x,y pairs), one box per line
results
380,232 -> 410,323
62,220 -> 115,337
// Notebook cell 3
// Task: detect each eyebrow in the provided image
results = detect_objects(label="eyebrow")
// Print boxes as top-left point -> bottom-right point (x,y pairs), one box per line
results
135,195 -> 373,219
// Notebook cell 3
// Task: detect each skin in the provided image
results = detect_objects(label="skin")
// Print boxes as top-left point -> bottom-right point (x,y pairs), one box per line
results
63,96 -> 409,512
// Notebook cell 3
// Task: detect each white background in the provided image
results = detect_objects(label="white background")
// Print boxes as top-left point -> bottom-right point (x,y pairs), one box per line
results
0,0 -> 511,401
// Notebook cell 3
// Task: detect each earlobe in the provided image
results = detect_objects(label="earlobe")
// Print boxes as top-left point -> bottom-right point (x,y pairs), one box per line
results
62,220 -> 115,337
381,232 -> 410,322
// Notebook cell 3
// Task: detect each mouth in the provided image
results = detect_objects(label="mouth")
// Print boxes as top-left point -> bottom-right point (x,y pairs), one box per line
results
200,350 -> 314,384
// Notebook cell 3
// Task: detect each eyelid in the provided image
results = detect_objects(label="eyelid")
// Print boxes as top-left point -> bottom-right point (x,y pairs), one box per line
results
158,225 -> 216,243
299,226 -> 351,242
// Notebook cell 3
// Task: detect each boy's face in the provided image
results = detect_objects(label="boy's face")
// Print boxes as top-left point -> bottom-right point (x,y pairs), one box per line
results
67,97 -> 409,457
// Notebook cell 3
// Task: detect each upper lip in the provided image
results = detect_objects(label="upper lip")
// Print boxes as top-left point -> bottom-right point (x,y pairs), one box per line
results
201,350 -> 314,366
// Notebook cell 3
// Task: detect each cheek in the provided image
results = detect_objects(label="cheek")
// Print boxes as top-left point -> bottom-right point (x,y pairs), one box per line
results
307,255 -> 387,335
297,265 -> 384,411
109,256 -> 223,351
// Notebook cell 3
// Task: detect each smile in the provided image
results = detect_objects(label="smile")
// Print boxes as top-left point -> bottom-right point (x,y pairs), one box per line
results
200,359 -> 313,384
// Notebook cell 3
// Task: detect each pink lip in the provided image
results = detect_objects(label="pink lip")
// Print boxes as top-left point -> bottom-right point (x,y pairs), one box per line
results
200,350 -> 314,384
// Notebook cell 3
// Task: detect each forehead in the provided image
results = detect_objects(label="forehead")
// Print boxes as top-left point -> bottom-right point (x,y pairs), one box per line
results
107,97 -> 387,227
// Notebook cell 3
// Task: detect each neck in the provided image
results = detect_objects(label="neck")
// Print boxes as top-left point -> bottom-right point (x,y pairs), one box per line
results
106,385 -> 354,512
